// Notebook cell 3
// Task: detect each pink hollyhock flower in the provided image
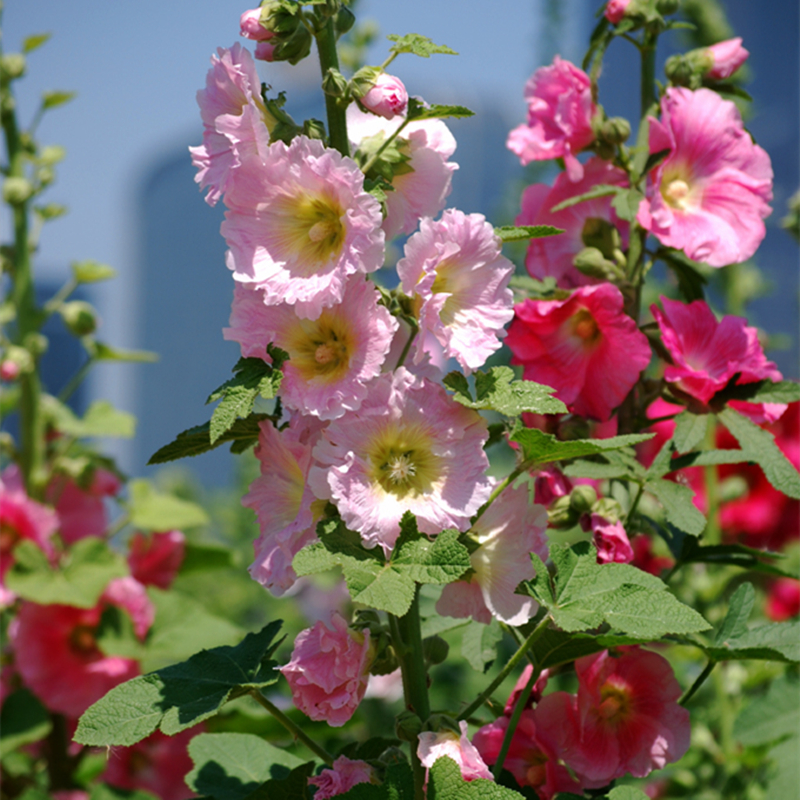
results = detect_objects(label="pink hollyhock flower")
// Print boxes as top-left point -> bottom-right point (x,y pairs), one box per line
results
418,721 -> 493,783
397,209 -> 515,373
240,8 -> 274,42
359,73 -> 408,119
309,368 -> 492,555
506,284 -> 651,421
585,514 -> 634,564
516,157 -> 629,287
127,530 -> 185,589
280,613 -> 373,726
0,360 -> 19,381
437,483 -> 548,625
222,135 -> 385,319
637,87 -> 772,266
347,104 -> 458,240
189,44 -> 272,207
254,40 -> 276,61
705,38 -> 749,80
652,295 -> 786,423
243,416 -> 327,596
533,467 -> 573,508
46,468 -> 121,544
566,647 -> 690,783
308,756 -> 376,799
631,536 -> 674,577
365,668 -> 404,702
103,727 -> 200,800
765,578 -> 800,621
224,277 -> 397,419
9,577 -> 153,717
605,0 -> 632,24
504,665 -> 550,715
473,699 -> 583,798
507,57 -> 596,182
0,473 -> 58,607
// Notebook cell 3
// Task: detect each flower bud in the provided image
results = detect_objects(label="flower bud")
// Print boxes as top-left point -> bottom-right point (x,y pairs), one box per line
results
656,0 -> 680,15
0,53 -> 26,81
395,711 -> 423,742
592,496 -> 623,522
322,67 -> 349,99
548,495 -> 575,528
705,38 -> 749,80
573,248 -> 618,280
335,5 -> 356,35
240,8 -> 274,42
599,116 -> 631,145
3,177 -> 34,205
570,485 -> 598,515
422,635 -> 449,666
0,359 -> 20,382
358,73 -> 408,120
604,0 -> 632,24
60,301 -> 98,336
23,333 -> 48,358
272,25 -> 313,65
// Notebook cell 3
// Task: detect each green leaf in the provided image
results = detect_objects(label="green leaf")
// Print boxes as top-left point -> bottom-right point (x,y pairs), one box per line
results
715,583 -> 755,645
494,225 -> 565,242
530,628 -> 651,670
406,98 -> 474,121
608,788 -> 652,800
148,415 -> 268,464
127,480 -> 209,531
564,448 -> 645,481
180,542 -> 237,573
548,183 -> 621,213
387,33 -> 457,58
186,732 -> 308,800
611,188 -> 645,222
676,540 -> 793,578
0,689 -> 52,757
444,366 -> 567,416
74,621 -> 283,746
671,412 -> 709,454
427,756 -> 523,800
72,259 -> 116,284
42,90 -> 76,109
23,33 -> 51,53
244,762 -> 315,800
510,422 -> 653,466
718,408 -> 800,499
208,356 -> 284,444
92,341 -> 158,363
717,379 -> 800,406
704,620 -> 800,663
43,396 -> 136,439
764,735 -> 800,800
6,538 -> 127,608
327,762 -> 414,800
645,478 -> 707,536
461,619 -> 503,672
734,675 -> 800,747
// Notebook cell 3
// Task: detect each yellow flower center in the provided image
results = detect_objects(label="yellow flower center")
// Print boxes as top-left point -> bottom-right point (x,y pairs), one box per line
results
598,682 -> 631,724
368,423 -> 441,499
570,308 -> 601,344
285,313 -> 352,383
660,163 -> 697,212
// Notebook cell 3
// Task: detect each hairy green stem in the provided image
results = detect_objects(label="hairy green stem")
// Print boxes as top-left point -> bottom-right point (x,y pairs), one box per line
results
360,117 -> 411,175
394,319 -> 418,370
315,16 -> 349,158
457,614 -> 550,722
472,460 -> 532,525
492,660 -> 540,778
640,32 -> 657,122
679,659 -> 716,706
249,690 -> 335,765
703,423 -> 721,544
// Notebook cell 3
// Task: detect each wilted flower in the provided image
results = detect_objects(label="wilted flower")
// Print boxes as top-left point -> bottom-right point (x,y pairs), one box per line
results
308,756 -> 376,799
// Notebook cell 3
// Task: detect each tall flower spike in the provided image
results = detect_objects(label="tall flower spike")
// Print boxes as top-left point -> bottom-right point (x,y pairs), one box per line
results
222,135 -> 385,319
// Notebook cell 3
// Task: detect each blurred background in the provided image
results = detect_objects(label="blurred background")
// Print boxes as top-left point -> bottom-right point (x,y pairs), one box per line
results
2,0 -> 797,486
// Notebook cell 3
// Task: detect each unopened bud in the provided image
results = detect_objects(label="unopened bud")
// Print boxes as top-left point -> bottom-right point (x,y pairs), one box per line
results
548,495 -> 575,528
335,5 -> 356,35
0,360 -> 19,382
395,711 -> 423,742
573,247 -> 615,280
1,53 -> 26,80
254,40 -> 276,61
656,0 -> 680,15
600,116 -> 631,145
23,333 -> 48,358
569,485 -> 598,515
272,25 -> 312,65
592,497 -> 623,522
604,0 -> 632,24
240,8 -> 274,41
0,345 -> 32,377
704,38 -> 749,80
358,73 -> 408,120
3,177 -> 34,205
321,67 -> 349,99
422,635 -> 449,666
60,301 -> 98,336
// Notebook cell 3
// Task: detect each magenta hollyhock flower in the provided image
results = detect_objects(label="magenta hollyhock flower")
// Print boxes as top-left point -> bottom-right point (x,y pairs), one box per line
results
533,467 -> 573,508
0,472 -> 58,607
243,416 -> 327,596
347,104 -> 458,240
224,277 -> 397,419
637,87 -> 772,267
504,665 -> 550,715
280,613 -> 373,727
765,578 -> 800,622
506,284 -> 651,421
222,135 -> 385,319
437,483 -> 548,625
565,647 -> 690,783
309,368 -> 491,555
586,514 -> 634,564
705,38 -> 749,80
103,727 -> 200,800
605,0 -> 632,24
397,209 -> 515,373
418,721 -> 493,783
507,57 -> 596,182
9,577 -> 153,717
189,44 -> 272,207
127,530 -> 185,589
308,756 -> 376,799
652,295 -> 785,423
46,468 -> 121,545
516,157 -> 629,287
473,700 -> 583,799
359,73 -> 408,119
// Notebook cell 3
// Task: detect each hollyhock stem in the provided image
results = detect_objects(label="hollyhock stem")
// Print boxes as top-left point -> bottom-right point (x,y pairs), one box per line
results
640,31 -> 657,122
457,614 -> 550,721
315,16 -> 350,158
389,588 -> 430,800
472,462 -> 531,525
679,659 -> 716,706
491,661 -> 540,778
248,690 -> 335,765
394,319 -> 418,369
360,117 -> 412,175
703,424 -> 721,544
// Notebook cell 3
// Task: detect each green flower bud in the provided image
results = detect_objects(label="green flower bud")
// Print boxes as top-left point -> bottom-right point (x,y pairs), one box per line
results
321,67 -> 349,99
350,66 -> 382,99
2,344 -> 33,375
303,118 -> 327,141
335,5 -> 356,35
422,635 -> 449,666
548,495 -> 575,527
592,497 -> 623,522
272,25 -> 313,65
573,247 -> 617,279
600,116 -> 631,145
569,485 -> 598,515
656,0 -> 680,15
395,711 -> 423,742
1,53 -> 26,80
3,177 -> 34,205
60,300 -> 98,336
23,332 -> 48,358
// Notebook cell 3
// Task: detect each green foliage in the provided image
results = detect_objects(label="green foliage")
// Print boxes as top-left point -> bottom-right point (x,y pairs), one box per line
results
22,33 -> 51,53
406,97 -> 474,121
461,618 -> 503,672
387,33 -> 457,58
186,732 -> 310,800
734,675 -> 799,747
427,757 -> 522,800
493,225 -> 565,242
611,188 -> 646,222
294,514 -> 471,616
74,621 -> 283,746
91,341 -> 158,363
443,367 -> 567,416
5,538 -> 127,608
127,479 -> 209,530
207,353 -> 286,444
549,183 -> 621,212
0,689 -> 52,757
671,411 -> 710,453
42,90 -> 76,109
719,379 -> 800,406
528,543 -> 710,638
43,396 -> 136,438
645,477 -> 707,535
